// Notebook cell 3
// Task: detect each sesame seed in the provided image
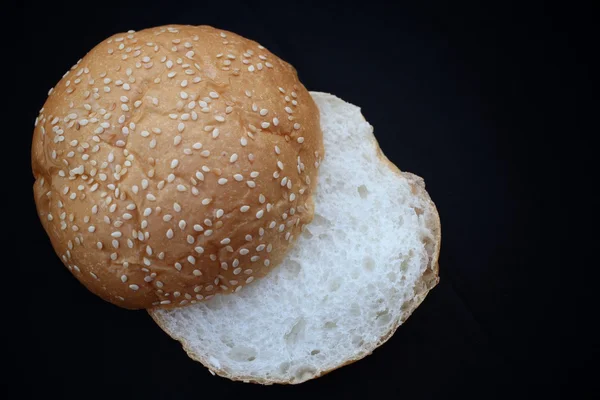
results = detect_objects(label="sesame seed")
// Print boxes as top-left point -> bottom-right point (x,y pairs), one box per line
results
240,248 -> 249,255
177,184 -> 187,191
246,181 -> 256,188
129,284 -> 139,291
175,262 -> 182,271
246,277 -> 254,284
240,205 -> 250,212
297,137 -> 305,143
261,122 -> 270,129
294,123 -> 301,130
166,229 -> 173,239
277,161 -> 284,170
216,209 -> 224,218
218,178 -> 228,185
193,269 -> 202,276
188,256 -> 196,264
256,210 -> 264,219
229,154 -> 238,163
209,91 -> 219,99
192,142 -> 203,150
234,174 -> 243,181
178,220 -> 187,230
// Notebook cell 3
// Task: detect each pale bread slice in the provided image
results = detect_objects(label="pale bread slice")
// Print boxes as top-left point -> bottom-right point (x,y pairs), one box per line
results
148,91 -> 441,384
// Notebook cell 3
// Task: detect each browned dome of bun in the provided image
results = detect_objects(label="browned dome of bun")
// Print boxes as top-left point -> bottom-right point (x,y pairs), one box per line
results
31,25 -> 324,309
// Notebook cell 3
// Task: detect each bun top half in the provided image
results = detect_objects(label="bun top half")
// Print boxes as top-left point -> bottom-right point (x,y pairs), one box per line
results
32,25 -> 324,309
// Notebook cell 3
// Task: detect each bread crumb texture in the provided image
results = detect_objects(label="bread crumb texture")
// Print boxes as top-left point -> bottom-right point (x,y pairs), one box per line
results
149,92 -> 441,384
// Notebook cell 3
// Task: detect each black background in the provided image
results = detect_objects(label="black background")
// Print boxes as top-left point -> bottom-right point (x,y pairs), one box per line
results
6,1 -> 594,399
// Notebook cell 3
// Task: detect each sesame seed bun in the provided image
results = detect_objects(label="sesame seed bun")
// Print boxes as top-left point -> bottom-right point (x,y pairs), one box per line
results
32,25 -> 324,309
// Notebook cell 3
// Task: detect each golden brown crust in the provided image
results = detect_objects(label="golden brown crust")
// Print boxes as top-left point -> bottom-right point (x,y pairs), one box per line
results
148,99 -> 441,384
32,25 -> 324,309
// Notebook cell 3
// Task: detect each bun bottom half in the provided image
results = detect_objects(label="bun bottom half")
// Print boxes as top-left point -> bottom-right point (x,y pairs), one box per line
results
148,91 -> 441,384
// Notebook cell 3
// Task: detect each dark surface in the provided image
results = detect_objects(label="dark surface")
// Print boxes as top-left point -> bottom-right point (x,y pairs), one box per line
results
6,1 -> 593,399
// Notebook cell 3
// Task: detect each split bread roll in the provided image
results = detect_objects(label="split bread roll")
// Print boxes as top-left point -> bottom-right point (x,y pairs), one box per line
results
149,91 -> 441,384
31,23 -> 440,384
